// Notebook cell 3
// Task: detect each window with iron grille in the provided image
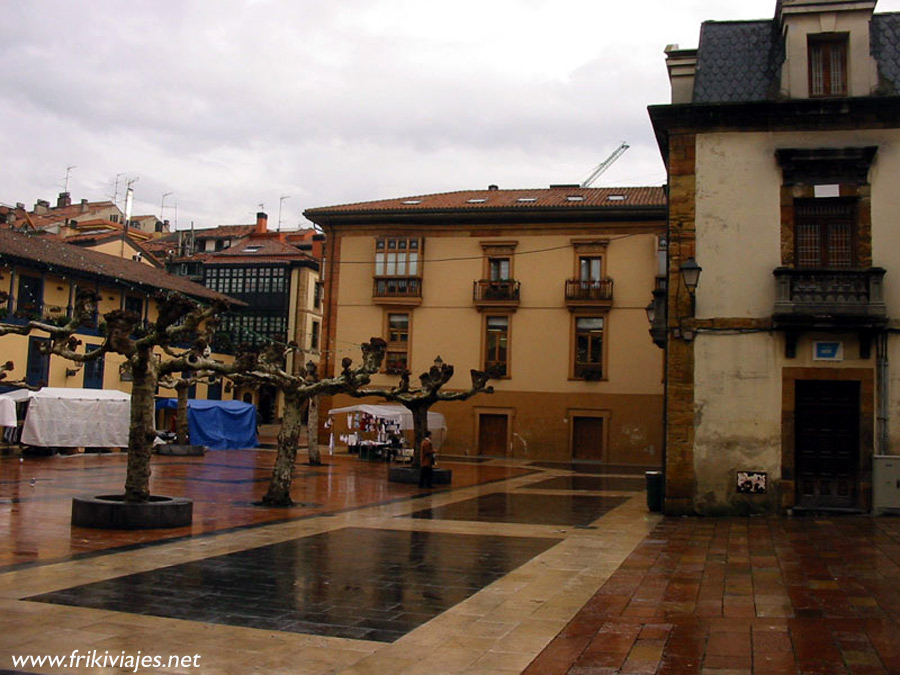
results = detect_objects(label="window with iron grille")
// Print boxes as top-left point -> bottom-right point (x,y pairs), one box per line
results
795,200 -> 856,268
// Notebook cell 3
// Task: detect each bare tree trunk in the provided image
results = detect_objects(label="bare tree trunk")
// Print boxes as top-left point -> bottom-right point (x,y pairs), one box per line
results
124,355 -> 158,503
262,390 -> 303,506
410,404 -> 429,468
307,395 -> 321,465
175,381 -> 190,445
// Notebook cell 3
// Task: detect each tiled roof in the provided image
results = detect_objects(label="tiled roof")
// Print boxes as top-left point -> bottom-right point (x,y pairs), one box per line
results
190,224 -> 257,240
305,186 -> 666,215
207,236 -> 317,267
0,229 -> 241,306
693,20 -> 784,103
872,13 -> 900,93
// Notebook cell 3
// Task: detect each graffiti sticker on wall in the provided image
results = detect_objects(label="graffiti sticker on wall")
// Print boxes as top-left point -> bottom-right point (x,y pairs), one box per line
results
736,471 -> 767,494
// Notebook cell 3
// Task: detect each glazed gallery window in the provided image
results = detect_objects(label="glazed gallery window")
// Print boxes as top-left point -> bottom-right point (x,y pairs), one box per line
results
809,34 -> 848,97
574,316 -> 604,380
484,315 -> 509,377
795,200 -> 857,268
385,312 -> 409,373
375,237 -> 421,277
205,267 -> 286,295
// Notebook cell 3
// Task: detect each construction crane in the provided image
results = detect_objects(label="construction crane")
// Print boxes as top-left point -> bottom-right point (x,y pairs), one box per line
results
580,142 -> 630,188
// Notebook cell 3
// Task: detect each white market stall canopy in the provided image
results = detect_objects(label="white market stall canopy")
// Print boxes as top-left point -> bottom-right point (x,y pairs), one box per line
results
327,404 -> 446,432
0,387 -> 131,448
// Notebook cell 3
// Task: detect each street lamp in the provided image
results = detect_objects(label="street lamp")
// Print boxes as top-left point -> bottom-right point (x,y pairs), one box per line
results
433,355 -> 443,369
680,257 -> 702,294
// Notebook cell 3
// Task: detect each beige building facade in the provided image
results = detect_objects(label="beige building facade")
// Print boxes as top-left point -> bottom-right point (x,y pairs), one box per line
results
651,0 -> 900,514
306,186 -> 666,465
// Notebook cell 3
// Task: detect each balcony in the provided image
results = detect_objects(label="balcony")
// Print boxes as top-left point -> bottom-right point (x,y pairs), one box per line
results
372,277 -> 422,305
565,278 -> 614,309
773,267 -> 887,327
473,280 -> 520,310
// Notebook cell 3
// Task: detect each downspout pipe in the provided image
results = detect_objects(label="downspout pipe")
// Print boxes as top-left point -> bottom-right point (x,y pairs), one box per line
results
877,332 -> 889,455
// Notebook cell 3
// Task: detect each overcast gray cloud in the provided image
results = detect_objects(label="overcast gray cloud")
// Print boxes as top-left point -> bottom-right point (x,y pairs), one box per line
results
4,0 -> 900,229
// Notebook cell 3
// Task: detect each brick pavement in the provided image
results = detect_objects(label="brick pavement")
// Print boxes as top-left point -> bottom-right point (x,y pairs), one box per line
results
525,516 -> 900,674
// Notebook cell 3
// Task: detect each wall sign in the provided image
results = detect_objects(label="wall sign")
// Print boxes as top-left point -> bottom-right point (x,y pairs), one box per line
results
813,341 -> 843,361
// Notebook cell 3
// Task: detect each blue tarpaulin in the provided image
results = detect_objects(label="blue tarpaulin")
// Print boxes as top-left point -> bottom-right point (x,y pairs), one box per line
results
155,399 -> 258,450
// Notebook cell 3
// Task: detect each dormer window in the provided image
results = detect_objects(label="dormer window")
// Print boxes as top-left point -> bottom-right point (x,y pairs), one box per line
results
809,34 -> 848,97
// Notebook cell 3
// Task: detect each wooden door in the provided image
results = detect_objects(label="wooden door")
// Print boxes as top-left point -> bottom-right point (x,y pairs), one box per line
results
795,380 -> 859,509
572,416 -> 603,461
478,414 -> 508,457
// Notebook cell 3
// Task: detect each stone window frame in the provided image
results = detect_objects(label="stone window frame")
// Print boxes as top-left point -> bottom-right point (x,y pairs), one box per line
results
775,147 -> 877,269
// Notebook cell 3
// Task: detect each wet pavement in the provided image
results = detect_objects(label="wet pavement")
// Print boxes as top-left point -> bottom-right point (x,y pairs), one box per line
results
1,446 -> 900,673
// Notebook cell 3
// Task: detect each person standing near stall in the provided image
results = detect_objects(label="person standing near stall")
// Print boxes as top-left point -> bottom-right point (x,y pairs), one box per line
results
418,431 -> 435,488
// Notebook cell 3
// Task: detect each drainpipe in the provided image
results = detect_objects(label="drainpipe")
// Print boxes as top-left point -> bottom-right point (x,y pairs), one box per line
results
877,332 -> 889,455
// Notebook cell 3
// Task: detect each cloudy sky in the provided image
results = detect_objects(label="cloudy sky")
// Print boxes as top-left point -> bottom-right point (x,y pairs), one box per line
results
4,0 -> 900,230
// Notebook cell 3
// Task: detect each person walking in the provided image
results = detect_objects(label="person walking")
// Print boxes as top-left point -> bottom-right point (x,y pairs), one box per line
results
418,431 -> 435,488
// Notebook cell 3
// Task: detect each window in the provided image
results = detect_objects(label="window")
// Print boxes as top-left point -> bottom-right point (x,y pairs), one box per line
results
385,312 -> 410,373
26,337 -> 49,387
375,237 -> 421,277
488,257 -> 510,281
485,315 -> 509,377
313,281 -> 323,309
795,200 -> 857,268
574,316 -> 604,380
83,344 -> 104,389
16,275 -> 42,315
124,295 -> 143,317
809,34 -> 848,97
579,256 -> 603,282
310,320 -> 320,351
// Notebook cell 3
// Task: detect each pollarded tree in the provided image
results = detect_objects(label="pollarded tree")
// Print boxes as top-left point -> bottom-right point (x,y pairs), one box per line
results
227,338 -> 386,506
0,288 -> 235,502
350,358 -> 493,467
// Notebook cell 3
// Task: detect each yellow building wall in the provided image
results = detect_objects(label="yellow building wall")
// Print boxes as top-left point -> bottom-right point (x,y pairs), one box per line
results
330,224 -> 664,465
1,261 -> 233,399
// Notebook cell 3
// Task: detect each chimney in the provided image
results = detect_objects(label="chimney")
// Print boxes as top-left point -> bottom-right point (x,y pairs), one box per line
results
256,212 -> 268,234
34,199 -> 50,214
665,44 -> 698,104
80,198 -> 88,213
57,192 -> 72,208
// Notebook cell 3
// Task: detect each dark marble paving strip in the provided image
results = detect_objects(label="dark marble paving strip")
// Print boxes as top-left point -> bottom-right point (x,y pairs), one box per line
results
526,476 -> 645,492
409,493 -> 629,526
27,527 -> 559,642
527,461 -> 651,476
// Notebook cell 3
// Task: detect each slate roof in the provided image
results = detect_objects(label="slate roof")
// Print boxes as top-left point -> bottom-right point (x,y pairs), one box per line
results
305,186 -> 666,216
871,13 -> 900,93
0,229 -> 241,306
693,20 -> 784,103
691,11 -> 900,103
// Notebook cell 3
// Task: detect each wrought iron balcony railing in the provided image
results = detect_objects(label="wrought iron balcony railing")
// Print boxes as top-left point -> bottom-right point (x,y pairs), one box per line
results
473,279 -> 520,306
565,278 -> 614,306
